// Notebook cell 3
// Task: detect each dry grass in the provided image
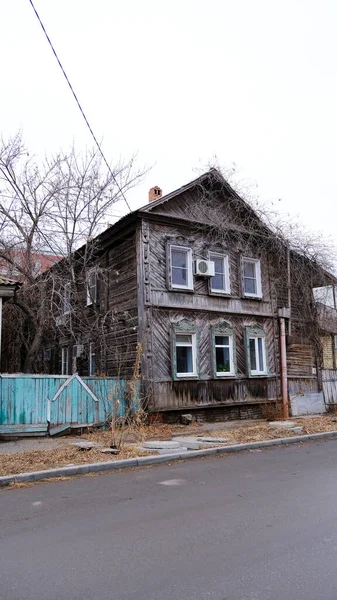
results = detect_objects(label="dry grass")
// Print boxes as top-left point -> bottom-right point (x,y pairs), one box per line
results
0,444 -> 152,478
198,416 -> 337,444
1,416 -> 337,479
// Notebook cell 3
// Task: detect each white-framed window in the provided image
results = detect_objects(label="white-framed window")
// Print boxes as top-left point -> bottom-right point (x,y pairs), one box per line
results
89,342 -> 96,376
214,333 -> 235,376
334,335 -> 337,350
175,332 -> 197,377
242,258 -> 262,298
61,346 -> 69,375
210,253 -> 230,294
86,270 -> 97,306
248,335 -> 267,375
63,282 -> 71,315
170,245 -> 193,290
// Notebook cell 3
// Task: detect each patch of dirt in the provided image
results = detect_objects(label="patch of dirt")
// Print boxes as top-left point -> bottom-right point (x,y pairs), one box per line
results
198,416 -> 337,444
1,416 -> 336,479
0,444 -> 153,478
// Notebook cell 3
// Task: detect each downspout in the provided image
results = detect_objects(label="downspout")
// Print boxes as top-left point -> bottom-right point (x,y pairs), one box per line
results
279,316 -> 289,419
287,244 -> 292,337
0,297 -> 2,369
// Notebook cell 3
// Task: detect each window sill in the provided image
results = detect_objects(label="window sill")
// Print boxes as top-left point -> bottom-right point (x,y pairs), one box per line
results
243,294 -> 263,300
175,374 -> 199,380
170,286 -> 194,293
209,290 -> 231,297
216,373 -> 236,378
249,373 -> 268,377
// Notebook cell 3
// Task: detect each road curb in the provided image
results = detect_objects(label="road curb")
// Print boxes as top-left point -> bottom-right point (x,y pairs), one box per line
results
1,430 -> 337,488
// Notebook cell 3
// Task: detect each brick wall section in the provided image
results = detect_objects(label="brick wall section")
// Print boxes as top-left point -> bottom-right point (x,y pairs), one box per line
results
162,403 -> 264,423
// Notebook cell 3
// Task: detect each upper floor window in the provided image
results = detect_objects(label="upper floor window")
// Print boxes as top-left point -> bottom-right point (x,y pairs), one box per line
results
210,253 -> 230,294
242,258 -> 262,298
86,270 -> 97,306
170,246 -> 193,290
63,282 -> 71,315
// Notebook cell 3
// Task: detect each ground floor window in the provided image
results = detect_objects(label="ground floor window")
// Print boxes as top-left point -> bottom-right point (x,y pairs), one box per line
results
214,334 -> 235,376
89,343 -> 96,376
61,347 -> 69,375
248,334 -> 267,375
175,332 -> 197,377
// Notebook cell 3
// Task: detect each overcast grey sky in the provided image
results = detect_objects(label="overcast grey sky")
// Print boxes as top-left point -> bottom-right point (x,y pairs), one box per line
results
1,1 -> 336,237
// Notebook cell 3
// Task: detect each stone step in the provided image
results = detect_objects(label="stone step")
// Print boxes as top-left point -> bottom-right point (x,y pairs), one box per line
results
269,421 -> 296,429
143,440 -> 181,450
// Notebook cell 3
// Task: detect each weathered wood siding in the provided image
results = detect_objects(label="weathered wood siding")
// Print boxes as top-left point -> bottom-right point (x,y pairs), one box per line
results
322,369 -> 337,404
147,308 -> 279,410
286,344 -> 314,377
104,232 -> 139,377
321,336 -> 334,370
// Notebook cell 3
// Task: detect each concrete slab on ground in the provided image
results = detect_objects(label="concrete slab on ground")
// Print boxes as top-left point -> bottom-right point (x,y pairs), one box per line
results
143,441 -> 181,450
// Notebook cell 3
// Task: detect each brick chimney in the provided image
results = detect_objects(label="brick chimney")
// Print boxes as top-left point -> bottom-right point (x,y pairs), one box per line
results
148,186 -> 162,203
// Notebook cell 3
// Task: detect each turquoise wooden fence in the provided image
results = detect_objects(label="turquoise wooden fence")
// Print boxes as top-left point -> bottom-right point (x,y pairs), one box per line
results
0,374 -> 139,436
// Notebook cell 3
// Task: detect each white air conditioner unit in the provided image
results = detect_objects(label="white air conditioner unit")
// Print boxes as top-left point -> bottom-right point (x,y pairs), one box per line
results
195,259 -> 215,277
73,344 -> 84,358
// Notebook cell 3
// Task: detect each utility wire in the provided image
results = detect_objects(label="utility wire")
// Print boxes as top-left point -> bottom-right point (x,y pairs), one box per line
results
28,0 -> 132,213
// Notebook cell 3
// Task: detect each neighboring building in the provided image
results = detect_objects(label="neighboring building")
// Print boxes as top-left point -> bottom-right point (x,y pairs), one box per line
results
0,276 -> 20,368
317,302 -> 337,369
21,170 -> 337,420
0,249 -> 61,281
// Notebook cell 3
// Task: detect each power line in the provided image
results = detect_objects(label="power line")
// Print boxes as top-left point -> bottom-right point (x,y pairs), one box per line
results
27,0 -> 132,213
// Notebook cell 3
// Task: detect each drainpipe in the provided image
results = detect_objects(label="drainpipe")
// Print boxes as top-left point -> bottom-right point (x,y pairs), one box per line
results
0,297 -> 2,369
279,316 -> 289,419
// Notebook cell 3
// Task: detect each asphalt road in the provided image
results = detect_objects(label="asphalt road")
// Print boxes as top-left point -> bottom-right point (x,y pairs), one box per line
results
2,440 -> 337,600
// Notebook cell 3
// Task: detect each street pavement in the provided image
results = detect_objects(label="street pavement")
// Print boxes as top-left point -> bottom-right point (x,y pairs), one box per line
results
1,439 -> 337,600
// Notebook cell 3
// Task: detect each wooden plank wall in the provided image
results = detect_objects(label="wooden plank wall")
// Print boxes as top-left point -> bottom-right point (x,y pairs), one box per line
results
105,233 -> 139,377
148,308 -> 279,410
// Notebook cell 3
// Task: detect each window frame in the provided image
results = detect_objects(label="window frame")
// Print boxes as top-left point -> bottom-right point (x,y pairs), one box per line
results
61,346 -> 69,376
63,282 -> 71,315
86,270 -> 97,306
242,257 -> 262,299
175,332 -> 197,378
209,252 -> 231,295
89,342 -> 96,376
169,245 -> 194,291
212,324 -> 236,377
246,326 -> 268,376
171,320 -> 199,380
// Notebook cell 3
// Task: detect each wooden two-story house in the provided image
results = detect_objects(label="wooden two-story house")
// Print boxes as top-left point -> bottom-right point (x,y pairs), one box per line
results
41,169 -> 332,420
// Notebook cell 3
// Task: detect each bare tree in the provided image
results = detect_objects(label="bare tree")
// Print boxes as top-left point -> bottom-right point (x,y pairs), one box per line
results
0,132 -> 145,372
190,163 -> 337,367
